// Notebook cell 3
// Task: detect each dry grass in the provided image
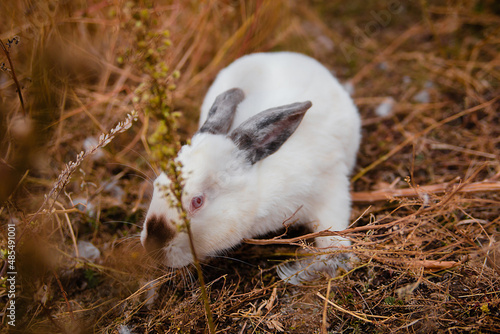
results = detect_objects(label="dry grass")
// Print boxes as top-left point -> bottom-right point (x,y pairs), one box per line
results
1,0 -> 499,333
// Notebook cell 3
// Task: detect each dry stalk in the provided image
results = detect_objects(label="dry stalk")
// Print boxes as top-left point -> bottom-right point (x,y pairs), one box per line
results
28,110 -> 138,224
244,206 -> 425,245
0,37 -> 25,115
321,279 -> 332,334
168,161 -> 216,333
317,292 -> 390,323
351,180 -> 500,203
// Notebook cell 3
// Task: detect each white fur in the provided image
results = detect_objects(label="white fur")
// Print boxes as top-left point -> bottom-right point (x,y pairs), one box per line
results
141,52 -> 361,278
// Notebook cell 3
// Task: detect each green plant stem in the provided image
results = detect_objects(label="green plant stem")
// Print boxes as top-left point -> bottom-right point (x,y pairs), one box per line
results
185,221 -> 216,333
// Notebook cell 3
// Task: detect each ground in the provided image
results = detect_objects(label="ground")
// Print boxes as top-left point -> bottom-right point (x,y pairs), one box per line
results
1,1 -> 499,333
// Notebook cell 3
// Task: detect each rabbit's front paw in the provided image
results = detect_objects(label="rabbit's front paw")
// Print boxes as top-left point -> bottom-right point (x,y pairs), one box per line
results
277,253 -> 354,285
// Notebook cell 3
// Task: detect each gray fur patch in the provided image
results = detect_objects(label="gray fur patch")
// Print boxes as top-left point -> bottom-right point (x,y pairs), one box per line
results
229,101 -> 312,164
199,88 -> 245,135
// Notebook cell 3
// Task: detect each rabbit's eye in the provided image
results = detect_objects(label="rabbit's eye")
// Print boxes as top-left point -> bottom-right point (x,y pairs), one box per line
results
191,195 -> 204,211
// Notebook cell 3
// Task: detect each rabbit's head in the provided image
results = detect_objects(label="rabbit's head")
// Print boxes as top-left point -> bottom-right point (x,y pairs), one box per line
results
140,88 -> 312,268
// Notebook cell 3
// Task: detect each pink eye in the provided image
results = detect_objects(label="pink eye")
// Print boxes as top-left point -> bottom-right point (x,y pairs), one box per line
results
191,195 -> 204,211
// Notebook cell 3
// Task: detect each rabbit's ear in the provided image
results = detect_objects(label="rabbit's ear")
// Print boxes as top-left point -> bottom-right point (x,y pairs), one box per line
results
229,101 -> 312,164
199,88 -> 245,135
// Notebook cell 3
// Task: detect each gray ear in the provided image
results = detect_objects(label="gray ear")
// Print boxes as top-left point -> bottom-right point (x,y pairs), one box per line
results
199,88 -> 245,135
229,101 -> 312,164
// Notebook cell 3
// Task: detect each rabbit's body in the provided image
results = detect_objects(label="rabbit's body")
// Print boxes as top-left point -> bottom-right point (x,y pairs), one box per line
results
141,52 -> 361,281
201,52 -> 359,172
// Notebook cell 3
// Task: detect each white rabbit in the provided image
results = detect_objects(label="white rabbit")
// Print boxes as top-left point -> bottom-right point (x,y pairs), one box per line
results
141,52 -> 361,283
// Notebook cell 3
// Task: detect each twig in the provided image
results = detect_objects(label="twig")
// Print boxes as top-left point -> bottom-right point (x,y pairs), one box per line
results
244,229 -> 336,245
243,214 -> 421,245
373,256 -> 461,271
52,270 -> 75,321
351,180 -> 500,203
317,292 -> 390,323
321,279 -> 332,334
0,38 -> 26,115
54,202 -> 79,258
408,259 -> 459,271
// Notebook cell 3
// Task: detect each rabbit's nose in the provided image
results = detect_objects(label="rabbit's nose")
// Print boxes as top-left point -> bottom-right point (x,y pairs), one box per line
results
143,215 -> 175,256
